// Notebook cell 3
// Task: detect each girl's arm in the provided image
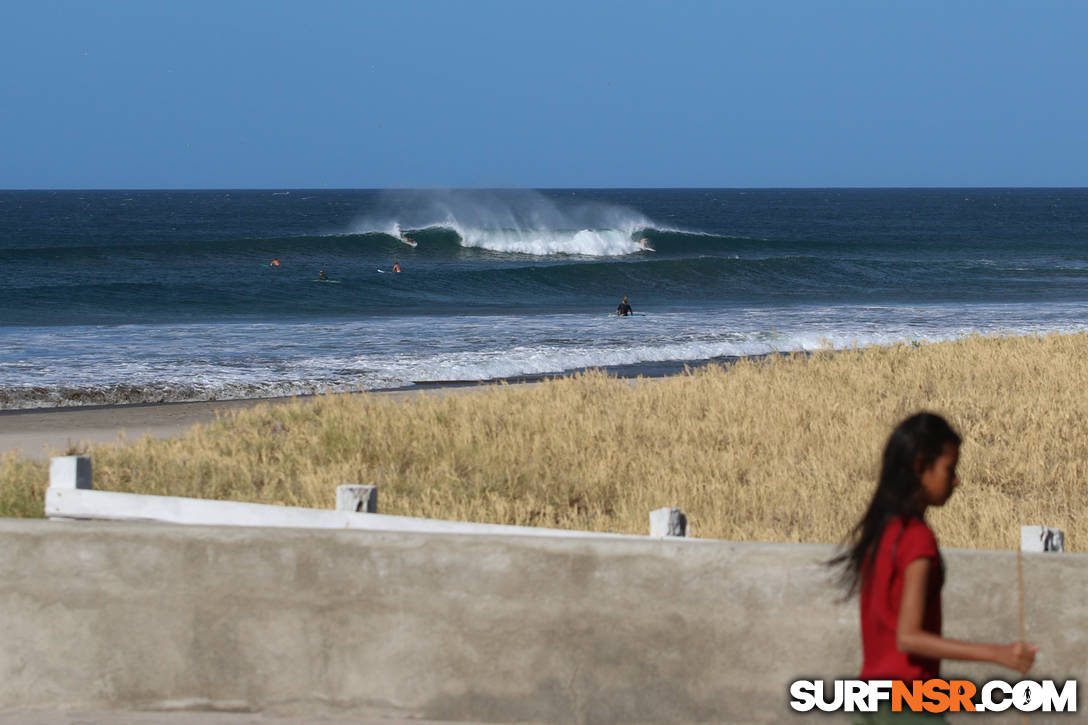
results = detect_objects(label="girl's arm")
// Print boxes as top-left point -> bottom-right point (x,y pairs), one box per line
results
897,558 -> 1037,674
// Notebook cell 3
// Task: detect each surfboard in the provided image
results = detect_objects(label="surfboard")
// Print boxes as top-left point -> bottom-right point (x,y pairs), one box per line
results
312,279 -> 341,283
608,312 -> 646,317
376,268 -> 387,274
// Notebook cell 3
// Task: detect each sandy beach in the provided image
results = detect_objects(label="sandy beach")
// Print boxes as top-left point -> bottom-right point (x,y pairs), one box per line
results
0,386 -> 494,461
0,398 -> 280,460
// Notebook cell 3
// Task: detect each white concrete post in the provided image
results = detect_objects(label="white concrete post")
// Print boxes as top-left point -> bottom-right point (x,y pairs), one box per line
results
1021,525 -> 1064,552
650,507 -> 688,537
337,485 -> 378,514
49,456 -> 93,490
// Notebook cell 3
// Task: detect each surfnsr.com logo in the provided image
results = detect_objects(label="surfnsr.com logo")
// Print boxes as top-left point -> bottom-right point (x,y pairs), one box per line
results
790,679 -> 1077,714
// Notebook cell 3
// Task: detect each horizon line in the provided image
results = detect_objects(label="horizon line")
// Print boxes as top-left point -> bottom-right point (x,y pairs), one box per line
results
3,185 -> 1088,192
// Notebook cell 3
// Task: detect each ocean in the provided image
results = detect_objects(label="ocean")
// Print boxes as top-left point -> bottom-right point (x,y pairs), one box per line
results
2,188 -> 1087,410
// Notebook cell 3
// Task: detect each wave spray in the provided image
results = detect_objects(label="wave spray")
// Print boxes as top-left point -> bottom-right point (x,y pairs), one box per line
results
354,189 -> 659,256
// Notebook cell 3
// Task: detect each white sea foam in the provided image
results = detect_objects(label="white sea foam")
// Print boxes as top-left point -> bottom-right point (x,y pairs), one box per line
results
349,188 -> 661,256
455,226 -> 643,256
4,303 -> 1088,409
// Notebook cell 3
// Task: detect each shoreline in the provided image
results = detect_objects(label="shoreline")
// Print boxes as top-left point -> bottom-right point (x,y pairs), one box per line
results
0,357 -> 745,461
0,356 -> 733,413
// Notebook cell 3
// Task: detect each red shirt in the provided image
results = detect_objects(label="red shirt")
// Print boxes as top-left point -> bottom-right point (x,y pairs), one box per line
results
859,515 -> 943,681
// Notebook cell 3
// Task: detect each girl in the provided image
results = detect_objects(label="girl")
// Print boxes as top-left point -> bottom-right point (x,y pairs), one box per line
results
831,412 -> 1036,722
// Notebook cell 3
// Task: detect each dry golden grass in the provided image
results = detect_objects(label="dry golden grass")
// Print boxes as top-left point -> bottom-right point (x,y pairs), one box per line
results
2,333 -> 1086,550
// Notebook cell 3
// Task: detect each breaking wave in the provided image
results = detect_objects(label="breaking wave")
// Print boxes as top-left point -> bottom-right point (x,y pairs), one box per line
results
348,188 -> 670,256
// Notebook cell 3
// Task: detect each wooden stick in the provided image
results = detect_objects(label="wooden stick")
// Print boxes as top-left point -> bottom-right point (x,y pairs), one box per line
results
1018,546 -> 1027,725
1017,547 -> 1025,642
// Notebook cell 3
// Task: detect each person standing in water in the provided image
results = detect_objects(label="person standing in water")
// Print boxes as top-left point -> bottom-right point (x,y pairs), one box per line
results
830,412 -> 1036,723
392,262 -> 402,273
616,296 -> 633,316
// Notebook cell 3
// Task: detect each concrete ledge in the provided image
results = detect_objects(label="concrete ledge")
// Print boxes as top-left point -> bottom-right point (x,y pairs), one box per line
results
0,520 -> 1084,724
45,486 -> 647,539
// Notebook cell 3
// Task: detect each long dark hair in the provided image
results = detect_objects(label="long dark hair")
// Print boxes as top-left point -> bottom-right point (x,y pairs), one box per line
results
829,412 -> 961,597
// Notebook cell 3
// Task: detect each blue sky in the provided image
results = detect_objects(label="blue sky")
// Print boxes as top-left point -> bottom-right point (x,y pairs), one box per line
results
3,1 -> 1087,188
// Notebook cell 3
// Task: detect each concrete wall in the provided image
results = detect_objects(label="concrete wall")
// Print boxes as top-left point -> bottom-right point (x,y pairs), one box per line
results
0,519 -> 1083,724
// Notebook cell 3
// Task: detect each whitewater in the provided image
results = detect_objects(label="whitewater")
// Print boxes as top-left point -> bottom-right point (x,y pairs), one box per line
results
2,188 -> 1087,409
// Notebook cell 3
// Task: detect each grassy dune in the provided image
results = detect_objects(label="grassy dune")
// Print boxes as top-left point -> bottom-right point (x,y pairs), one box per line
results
2,333 -> 1085,550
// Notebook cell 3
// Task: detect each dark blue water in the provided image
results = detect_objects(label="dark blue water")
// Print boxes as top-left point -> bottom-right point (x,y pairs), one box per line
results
2,188 -> 1087,408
